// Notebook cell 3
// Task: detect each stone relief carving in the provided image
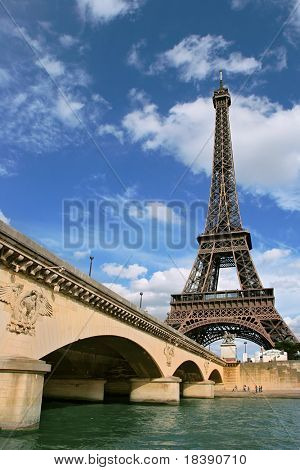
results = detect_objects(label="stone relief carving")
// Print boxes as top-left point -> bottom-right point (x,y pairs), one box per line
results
204,360 -> 210,374
0,283 -> 53,335
164,343 -> 175,367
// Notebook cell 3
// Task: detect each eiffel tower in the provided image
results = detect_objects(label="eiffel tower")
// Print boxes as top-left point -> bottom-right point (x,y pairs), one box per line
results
166,73 -> 298,349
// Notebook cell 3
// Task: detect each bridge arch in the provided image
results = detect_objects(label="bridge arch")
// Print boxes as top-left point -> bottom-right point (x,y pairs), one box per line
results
32,304 -> 179,377
208,369 -> 223,384
42,335 -> 163,380
172,360 -> 204,382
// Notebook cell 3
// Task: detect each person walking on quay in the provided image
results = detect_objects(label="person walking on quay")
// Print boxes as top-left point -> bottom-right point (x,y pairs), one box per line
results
255,385 -> 258,393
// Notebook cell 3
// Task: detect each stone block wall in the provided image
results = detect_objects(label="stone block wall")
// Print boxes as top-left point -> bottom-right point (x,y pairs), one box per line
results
224,361 -> 300,390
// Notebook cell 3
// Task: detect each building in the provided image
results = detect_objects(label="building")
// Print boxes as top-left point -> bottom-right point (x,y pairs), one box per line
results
252,349 -> 288,363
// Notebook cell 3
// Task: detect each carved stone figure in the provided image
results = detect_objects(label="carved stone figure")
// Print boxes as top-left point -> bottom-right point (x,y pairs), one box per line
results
164,343 -> 175,367
204,360 -> 210,374
0,284 -> 53,335
222,332 -> 236,344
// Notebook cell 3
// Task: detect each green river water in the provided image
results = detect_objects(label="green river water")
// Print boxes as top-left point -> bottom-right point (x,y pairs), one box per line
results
0,398 -> 299,450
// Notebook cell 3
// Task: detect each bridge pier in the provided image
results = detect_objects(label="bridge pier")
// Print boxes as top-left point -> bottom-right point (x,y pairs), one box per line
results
43,378 -> 107,402
182,380 -> 215,398
130,377 -> 181,404
0,357 -> 50,431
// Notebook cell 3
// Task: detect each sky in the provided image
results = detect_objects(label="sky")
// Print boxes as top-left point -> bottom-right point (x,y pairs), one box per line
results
0,0 -> 300,356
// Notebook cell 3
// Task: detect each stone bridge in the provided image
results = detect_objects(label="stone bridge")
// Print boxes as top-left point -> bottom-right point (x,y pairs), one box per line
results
0,221 -> 225,430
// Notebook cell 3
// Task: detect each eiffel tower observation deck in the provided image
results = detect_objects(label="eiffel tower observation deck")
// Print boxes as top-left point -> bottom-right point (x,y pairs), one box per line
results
166,73 -> 298,349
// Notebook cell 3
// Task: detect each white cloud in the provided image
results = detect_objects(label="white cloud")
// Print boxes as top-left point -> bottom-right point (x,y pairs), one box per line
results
59,34 -> 79,48
290,0 -> 300,34
103,281 -> 171,318
131,267 -> 189,294
122,92 -> 300,210
0,210 -> 10,224
92,94 -> 111,107
0,26 -> 108,155
19,26 -> 44,52
0,158 -> 15,177
73,249 -> 91,259
0,165 -> 8,176
55,95 -> 84,126
102,262 -> 148,280
0,67 -> 11,86
259,248 -> 291,263
37,55 -> 65,77
264,46 -> 287,71
104,282 -> 134,299
230,0 -> 250,9
284,315 -> 300,338
127,40 -> 146,71
76,0 -> 144,24
255,249 -> 300,290
151,35 -> 261,81
144,202 -> 182,224
100,188 -> 182,230
12,93 -> 27,107
128,88 -> 149,105
104,266 -> 188,318
98,124 -> 124,143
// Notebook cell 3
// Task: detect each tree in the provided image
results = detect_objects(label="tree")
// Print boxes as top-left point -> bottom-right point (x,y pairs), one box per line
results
274,341 -> 300,360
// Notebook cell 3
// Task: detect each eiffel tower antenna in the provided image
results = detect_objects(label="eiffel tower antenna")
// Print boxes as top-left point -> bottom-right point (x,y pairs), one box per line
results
166,74 -> 298,348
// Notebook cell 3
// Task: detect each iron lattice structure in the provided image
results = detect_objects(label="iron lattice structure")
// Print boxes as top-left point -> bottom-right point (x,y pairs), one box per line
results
166,77 -> 298,349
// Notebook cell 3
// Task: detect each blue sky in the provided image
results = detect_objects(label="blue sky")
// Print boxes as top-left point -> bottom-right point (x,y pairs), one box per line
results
0,0 -> 300,354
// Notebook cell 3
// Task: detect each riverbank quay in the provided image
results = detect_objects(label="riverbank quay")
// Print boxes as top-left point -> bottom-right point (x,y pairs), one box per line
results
215,389 -> 300,398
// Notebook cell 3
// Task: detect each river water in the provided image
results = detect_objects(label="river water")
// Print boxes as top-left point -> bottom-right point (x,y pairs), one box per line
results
0,398 -> 299,450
